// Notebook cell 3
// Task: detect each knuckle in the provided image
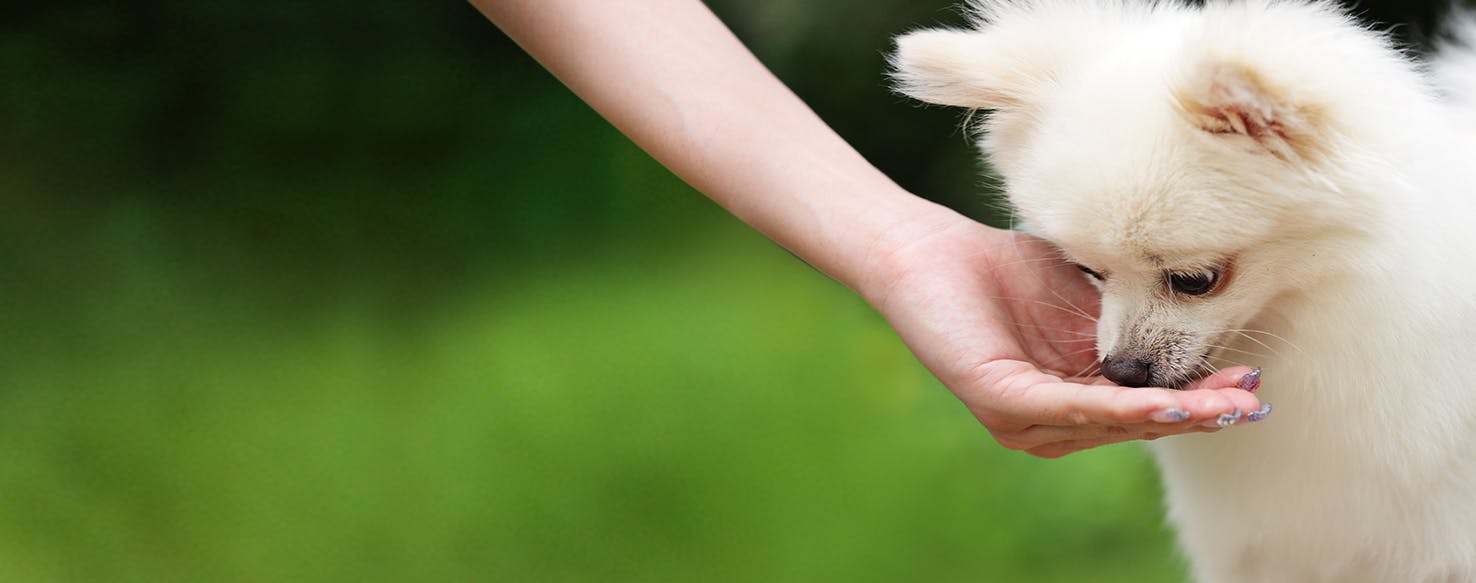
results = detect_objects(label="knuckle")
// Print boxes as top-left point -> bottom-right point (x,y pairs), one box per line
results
1199,393 -> 1231,411
1027,446 -> 1070,459
1064,408 -> 1091,426
1115,388 -> 1170,423
992,432 -> 1031,451
973,408 -> 1010,430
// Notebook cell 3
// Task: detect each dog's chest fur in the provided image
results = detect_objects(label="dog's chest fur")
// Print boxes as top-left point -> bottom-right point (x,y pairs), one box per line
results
1152,284 -> 1476,582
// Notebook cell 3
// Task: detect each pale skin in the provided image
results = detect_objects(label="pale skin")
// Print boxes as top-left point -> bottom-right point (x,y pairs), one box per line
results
477,0 -> 1263,458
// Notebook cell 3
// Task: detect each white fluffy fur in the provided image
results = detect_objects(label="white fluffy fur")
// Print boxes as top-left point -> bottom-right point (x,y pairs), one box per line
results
894,1 -> 1476,581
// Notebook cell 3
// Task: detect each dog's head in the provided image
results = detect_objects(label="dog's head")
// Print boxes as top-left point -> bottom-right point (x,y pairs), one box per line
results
891,1 -> 1410,387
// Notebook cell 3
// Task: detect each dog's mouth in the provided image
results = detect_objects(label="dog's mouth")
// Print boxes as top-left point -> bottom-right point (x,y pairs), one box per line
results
1159,352 -> 1215,390
1103,351 -> 1213,389
1103,328 -> 1237,388
1150,368 -> 1200,390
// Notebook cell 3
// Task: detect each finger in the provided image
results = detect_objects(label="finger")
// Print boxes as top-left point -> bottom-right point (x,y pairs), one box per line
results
1071,365 -> 1262,426
1000,424 -> 1139,453
1024,434 -> 1151,459
1176,367 -> 1264,427
1181,366 -> 1259,393
1005,417 -> 1219,450
1024,423 -> 1227,458
965,359 -> 1184,426
992,367 -> 1269,453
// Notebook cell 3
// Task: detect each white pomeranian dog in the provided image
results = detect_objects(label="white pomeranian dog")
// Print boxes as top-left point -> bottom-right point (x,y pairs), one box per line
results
892,1 -> 1476,581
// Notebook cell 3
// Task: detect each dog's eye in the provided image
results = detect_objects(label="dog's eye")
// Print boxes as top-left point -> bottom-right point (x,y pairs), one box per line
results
1076,264 -> 1105,281
1168,269 -> 1220,296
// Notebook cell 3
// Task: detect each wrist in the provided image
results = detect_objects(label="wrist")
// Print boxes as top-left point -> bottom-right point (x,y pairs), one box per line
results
845,197 -> 973,302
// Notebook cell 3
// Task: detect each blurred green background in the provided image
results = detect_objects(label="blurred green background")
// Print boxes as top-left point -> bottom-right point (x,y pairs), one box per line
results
0,1 -> 1451,581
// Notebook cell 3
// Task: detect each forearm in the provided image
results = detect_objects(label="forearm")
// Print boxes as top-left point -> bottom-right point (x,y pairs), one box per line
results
475,0 -> 954,290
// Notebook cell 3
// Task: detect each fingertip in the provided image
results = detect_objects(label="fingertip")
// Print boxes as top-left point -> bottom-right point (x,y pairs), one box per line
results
1184,366 -> 1257,391
1175,388 -> 1239,420
1173,368 -> 1263,424
1213,387 -> 1262,414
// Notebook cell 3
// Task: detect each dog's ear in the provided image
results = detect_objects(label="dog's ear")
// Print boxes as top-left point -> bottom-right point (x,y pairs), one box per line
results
1174,60 -> 1328,162
890,28 -> 1056,109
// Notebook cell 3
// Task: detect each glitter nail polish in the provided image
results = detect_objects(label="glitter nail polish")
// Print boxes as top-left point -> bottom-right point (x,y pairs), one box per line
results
1150,408 -> 1191,423
1206,409 -> 1242,429
1246,402 -> 1273,422
1237,368 -> 1263,392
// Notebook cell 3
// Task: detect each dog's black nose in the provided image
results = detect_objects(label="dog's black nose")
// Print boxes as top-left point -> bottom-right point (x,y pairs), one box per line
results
1102,355 -> 1153,387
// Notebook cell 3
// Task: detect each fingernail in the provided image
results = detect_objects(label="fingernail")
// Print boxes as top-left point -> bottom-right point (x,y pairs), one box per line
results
1237,368 -> 1262,393
1150,408 -> 1191,423
1246,402 -> 1273,423
1202,409 -> 1242,429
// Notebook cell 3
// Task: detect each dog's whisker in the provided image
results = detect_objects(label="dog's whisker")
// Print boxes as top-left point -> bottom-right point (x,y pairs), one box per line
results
1223,331 -> 1286,359
985,295 -> 1100,323
1041,285 -> 1097,323
1056,345 -> 1101,360
1068,360 -> 1103,380
985,255 -> 1073,270
1213,328 -> 1305,355
1203,343 -> 1269,360
1014,322 -> 1097,338
996,224 -> 1102,328
1017,288 -> 1098,322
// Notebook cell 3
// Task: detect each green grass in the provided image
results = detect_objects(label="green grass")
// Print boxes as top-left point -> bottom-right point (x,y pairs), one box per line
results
0,199 -> 1186,581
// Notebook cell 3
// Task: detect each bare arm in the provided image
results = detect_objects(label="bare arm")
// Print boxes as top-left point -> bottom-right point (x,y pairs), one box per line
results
477,0 -> 948,291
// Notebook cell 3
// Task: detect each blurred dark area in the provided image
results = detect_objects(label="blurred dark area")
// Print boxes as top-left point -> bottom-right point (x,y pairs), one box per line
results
1,0 -> 1458,244
0,0 -> 1461,580
5,0 -> 1455,247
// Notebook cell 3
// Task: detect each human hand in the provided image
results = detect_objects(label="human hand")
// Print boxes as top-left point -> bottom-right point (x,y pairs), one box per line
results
477,0 -> 1263,457
861,209 -> 1265,458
